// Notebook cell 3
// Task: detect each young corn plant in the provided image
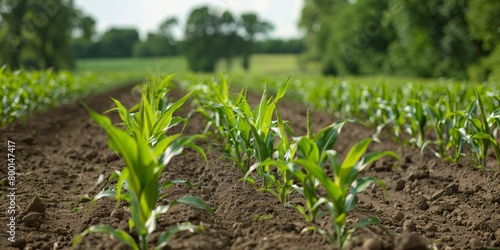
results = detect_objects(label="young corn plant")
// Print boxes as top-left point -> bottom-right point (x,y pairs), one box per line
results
92,79 -> 206,205
286,111 -> 351,223
295,138 -> 398,249
243,107 -> 295,204
405,98 -> 428,151
74,107 -> 214,250
233,79 -> 292,197
445,91 -> 467,163
244,79 -> 290,174
107,75 -> 197,148
207,86 -> 254,173
455,91 -> 500,170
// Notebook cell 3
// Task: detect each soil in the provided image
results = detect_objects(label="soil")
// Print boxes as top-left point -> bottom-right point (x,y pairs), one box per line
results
1,83 -> 499,250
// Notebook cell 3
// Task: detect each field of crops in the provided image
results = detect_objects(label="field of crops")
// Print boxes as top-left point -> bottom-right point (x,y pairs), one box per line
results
0,67 -> 499,249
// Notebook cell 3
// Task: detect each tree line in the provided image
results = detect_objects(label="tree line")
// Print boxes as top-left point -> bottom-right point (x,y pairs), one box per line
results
0,2 -> 304,72
300,0 -> 500,82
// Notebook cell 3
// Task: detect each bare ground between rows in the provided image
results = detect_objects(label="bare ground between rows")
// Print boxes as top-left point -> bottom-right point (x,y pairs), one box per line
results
0,83 -> 499,250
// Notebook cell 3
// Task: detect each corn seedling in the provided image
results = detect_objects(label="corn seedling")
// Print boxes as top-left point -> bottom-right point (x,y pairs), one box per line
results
455,91 -> 500,170
285,111 -> 351,222
295,138 -> 398,249
107,75 -> 198,148
241,107 -> 295,204
74,106 -> 214,250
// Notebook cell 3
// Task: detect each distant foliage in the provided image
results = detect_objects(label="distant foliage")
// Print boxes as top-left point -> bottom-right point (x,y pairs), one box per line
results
183,6 -> 273,72
0,0 -> 90,70
300,0 -> 500,82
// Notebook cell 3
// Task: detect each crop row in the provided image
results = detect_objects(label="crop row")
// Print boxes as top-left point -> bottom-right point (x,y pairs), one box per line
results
178,75 -> 397,249
0,67 -> 130,127
76,74 -> 393,249
181,74 -> 500,171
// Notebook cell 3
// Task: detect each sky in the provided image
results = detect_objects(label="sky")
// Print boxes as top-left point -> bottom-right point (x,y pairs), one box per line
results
74,0 -> 304,40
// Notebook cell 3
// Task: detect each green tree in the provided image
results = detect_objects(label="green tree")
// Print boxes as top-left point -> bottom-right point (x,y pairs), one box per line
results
220,11 -> 241,70
466,0 -> 500,82
240,13 -> 273,71
183,6 -> 224,72
133,17 -> 178,57
100,28 -> 140,57
387,0 -> 475,78
299,0 -> 492,80
71,13 -> 97,58
0,0 -> 78,70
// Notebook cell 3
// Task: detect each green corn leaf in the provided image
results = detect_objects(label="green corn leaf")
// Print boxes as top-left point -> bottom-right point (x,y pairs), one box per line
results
275,76 -> 290,101
83,104 -> 143,193
475,90 -> 490,132
293,159 -> 343,206
151,91 -> 192,136
158,74 -> 175,90
315,120 -> 348,162
140,93 -> 154,138
72,225 -> 139,250
338,138 -> 372,184
175,196 -> 215,214
145,204 -> 171,236
295,136 -> 320,164
352,150 -> 399,174
153,134 -> 182,159
116,167 -> 130,203
108,97 -> 132,127
155,223 -> 201,250
350,176 -> 381,195
306,108 -> 313,139
161,179 -> 193,190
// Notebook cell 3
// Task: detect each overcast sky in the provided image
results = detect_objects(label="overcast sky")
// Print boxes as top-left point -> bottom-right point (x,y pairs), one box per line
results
74,0 -> 304,40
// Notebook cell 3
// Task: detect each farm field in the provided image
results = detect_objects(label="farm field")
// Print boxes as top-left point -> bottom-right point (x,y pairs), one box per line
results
75,54 -> 315,80
1,67 -> 499,250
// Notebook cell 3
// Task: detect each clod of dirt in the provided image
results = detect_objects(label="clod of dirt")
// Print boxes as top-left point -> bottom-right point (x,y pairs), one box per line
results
469,238 -> 483,249
22,212 -> 44,228
394,232 -> 427,250
416,199 -> 429,210
392,211 -> 405,222
373,160 -> 394,172
423,223 -> 437,232
443,183 -> 459,195
408,168 -> 429,181
21,137 -> 35,145
403,220 -> 417,232
394,180 -> 406,191
9,238 -> 26,249
362,238 -> 383,250
20,196 -> 46,218
65,148 -> 82,160
110,208 -> 124,220
430,189 -> 445,200
483,191 -> 500,203
84,150 -> 98,160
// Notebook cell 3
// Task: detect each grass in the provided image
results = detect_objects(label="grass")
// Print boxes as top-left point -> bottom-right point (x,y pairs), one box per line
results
75,54 -> 313,79
76,57 -> 188,79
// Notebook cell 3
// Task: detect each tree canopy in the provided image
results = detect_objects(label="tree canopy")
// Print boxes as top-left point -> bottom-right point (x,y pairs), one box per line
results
300,0 -> 500,82
183,6 -> 273,72
0,0 -> 88,70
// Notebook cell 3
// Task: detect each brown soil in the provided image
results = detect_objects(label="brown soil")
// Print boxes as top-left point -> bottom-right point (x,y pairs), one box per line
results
1,84 -> 499,250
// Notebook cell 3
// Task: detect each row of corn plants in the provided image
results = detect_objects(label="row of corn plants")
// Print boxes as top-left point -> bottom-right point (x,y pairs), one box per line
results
73,75 -> 214,250
0,66 -> 134,127
186,74 -> 500,171
178,75 -> 398,249
277,77 -> 500,171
